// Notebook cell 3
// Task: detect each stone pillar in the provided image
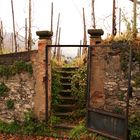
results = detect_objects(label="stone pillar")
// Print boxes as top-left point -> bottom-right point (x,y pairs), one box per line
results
34,30 -> 52,120
88,29 -> 105,108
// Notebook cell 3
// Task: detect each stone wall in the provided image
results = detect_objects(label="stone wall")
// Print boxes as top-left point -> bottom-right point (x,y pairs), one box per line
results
0,73 -> 35,122
0,51 -> 37,122
89,43 -> 140,116
0,30 -> 53,123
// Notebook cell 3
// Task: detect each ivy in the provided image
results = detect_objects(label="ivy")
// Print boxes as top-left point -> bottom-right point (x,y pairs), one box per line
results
71,65 -> 87,118
0,61 -> 33,78
0,82 -> 9,97
6,99 -> 14,109
129,113 -> 140,140
51,68 -> 62,106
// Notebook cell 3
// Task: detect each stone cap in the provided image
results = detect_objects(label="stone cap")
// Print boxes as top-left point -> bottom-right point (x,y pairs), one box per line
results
88,29 -> 104,38
36,30 -> 53,39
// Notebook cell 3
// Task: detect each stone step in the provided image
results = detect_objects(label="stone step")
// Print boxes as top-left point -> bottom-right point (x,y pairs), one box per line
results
54,112 -> 74,117
54,123 -> 75,130
59,95 -> 75,100
56,104 -> 76,108
57,67 -> 78,71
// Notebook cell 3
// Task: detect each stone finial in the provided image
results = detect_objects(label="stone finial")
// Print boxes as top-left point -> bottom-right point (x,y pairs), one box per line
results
88,29 -> 104,44
88,29 -> 104,38
36,30 -> 53,39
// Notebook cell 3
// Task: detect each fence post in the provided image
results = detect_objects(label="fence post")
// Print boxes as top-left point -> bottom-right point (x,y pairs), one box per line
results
34,30 -> 53,120
88,29 -> 105,108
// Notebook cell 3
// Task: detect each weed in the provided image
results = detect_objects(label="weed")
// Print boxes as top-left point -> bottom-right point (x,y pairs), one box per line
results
129,113 -> 140,140
0,82 -> 9,97
6,99 -> 14,109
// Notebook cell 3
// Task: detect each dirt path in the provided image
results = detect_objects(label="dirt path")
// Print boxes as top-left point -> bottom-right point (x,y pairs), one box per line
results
0,134 -> 68,140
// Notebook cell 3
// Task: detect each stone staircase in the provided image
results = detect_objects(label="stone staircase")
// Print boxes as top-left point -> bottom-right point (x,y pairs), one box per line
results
53,67 -> 78,128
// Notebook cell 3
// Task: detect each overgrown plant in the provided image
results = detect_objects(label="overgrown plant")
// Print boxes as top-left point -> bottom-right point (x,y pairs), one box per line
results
0,82 -> 9,96
71,65 -> 87,118
0,60 -> 33,78
69,122 -> 88,139
129,113 -> 140,140
6,99 -> 14,109
51,68 -> 62,106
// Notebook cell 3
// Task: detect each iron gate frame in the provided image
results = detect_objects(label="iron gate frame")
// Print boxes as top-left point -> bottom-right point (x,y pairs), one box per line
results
86,44 -> 131,140
45,44 -> 131,140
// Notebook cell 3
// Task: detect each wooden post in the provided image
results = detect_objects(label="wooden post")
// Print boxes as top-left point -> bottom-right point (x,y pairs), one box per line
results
25,18 -> 28,50
119,8 -> 121,35
56,27 -> 61,63
91,0 -> 96,29
112,0 -> 117,36
0,20 -> 3,53
133,0 -> 137,38
82,8 -> 87,55
11,0 -> 18,52
51,2 -> 53,32
53,13 -> 60,57
28,0 -> 32,51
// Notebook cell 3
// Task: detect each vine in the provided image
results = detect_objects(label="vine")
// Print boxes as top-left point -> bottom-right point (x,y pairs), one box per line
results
0,61 -> 33,79
0,82 -> 9,97
71,65 -> 87,118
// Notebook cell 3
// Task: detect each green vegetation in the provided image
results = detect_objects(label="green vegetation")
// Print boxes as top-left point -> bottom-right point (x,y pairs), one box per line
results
69,122 -> 110,140
71,65 -> 87,118
6,99 -> 14,109
0,110 -> 60,137
113,106 -> 123,114
51,68 -> 62,106
133,73 -> 140,87
69,122 -> 88,139
0,60 -> 33,78
116,91 -> 125,101
129,113 -> 140,140
0,82 -> 9,96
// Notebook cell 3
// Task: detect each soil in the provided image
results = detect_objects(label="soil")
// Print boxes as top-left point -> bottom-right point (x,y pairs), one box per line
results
0,134 -> 68,140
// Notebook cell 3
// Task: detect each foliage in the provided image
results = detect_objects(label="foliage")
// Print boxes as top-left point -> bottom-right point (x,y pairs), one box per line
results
129,113 -> 140,140
0,121 -> 20,134
0,61 -> 33,78
69,123 -> 88,139
71,65 -> 87,118
133,73 -> 140,87
14,61 -> 33,75
51,68 -> 62,106
71,65 -> 87,105
0,82 -> 9,96
6,99 -> 14,109
48,115 -> 61,126
116,91 -> 124,101
0,110 -> 51,136
113,106 -> 123,114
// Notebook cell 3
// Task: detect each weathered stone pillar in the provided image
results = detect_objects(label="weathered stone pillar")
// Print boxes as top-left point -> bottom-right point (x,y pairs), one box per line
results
88,29 -> 105,108
34,30 -> 52,120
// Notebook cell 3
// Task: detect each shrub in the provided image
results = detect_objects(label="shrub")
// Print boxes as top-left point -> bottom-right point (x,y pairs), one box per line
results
129,113 -> 140,140
0,82 -> 9,96
6,99 -> 14,109
51,68 -> 62,106
69,123 -> 88,139
0,61 -> 33,79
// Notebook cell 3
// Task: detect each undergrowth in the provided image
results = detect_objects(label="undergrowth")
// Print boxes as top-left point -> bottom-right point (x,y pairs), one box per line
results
0,60 -> 33,79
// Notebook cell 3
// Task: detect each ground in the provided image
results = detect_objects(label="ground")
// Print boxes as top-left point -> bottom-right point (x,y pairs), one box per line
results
0,134 -> 67,140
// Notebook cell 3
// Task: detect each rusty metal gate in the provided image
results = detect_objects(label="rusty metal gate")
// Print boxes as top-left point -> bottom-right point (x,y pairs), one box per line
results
86,44 -> 131,140
45,44 -> 130,140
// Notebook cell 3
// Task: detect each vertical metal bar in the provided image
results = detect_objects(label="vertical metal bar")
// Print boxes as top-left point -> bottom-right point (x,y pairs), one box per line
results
126,45 -> 132,140
46,45 -> 49,122
86,44 -> 92,128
